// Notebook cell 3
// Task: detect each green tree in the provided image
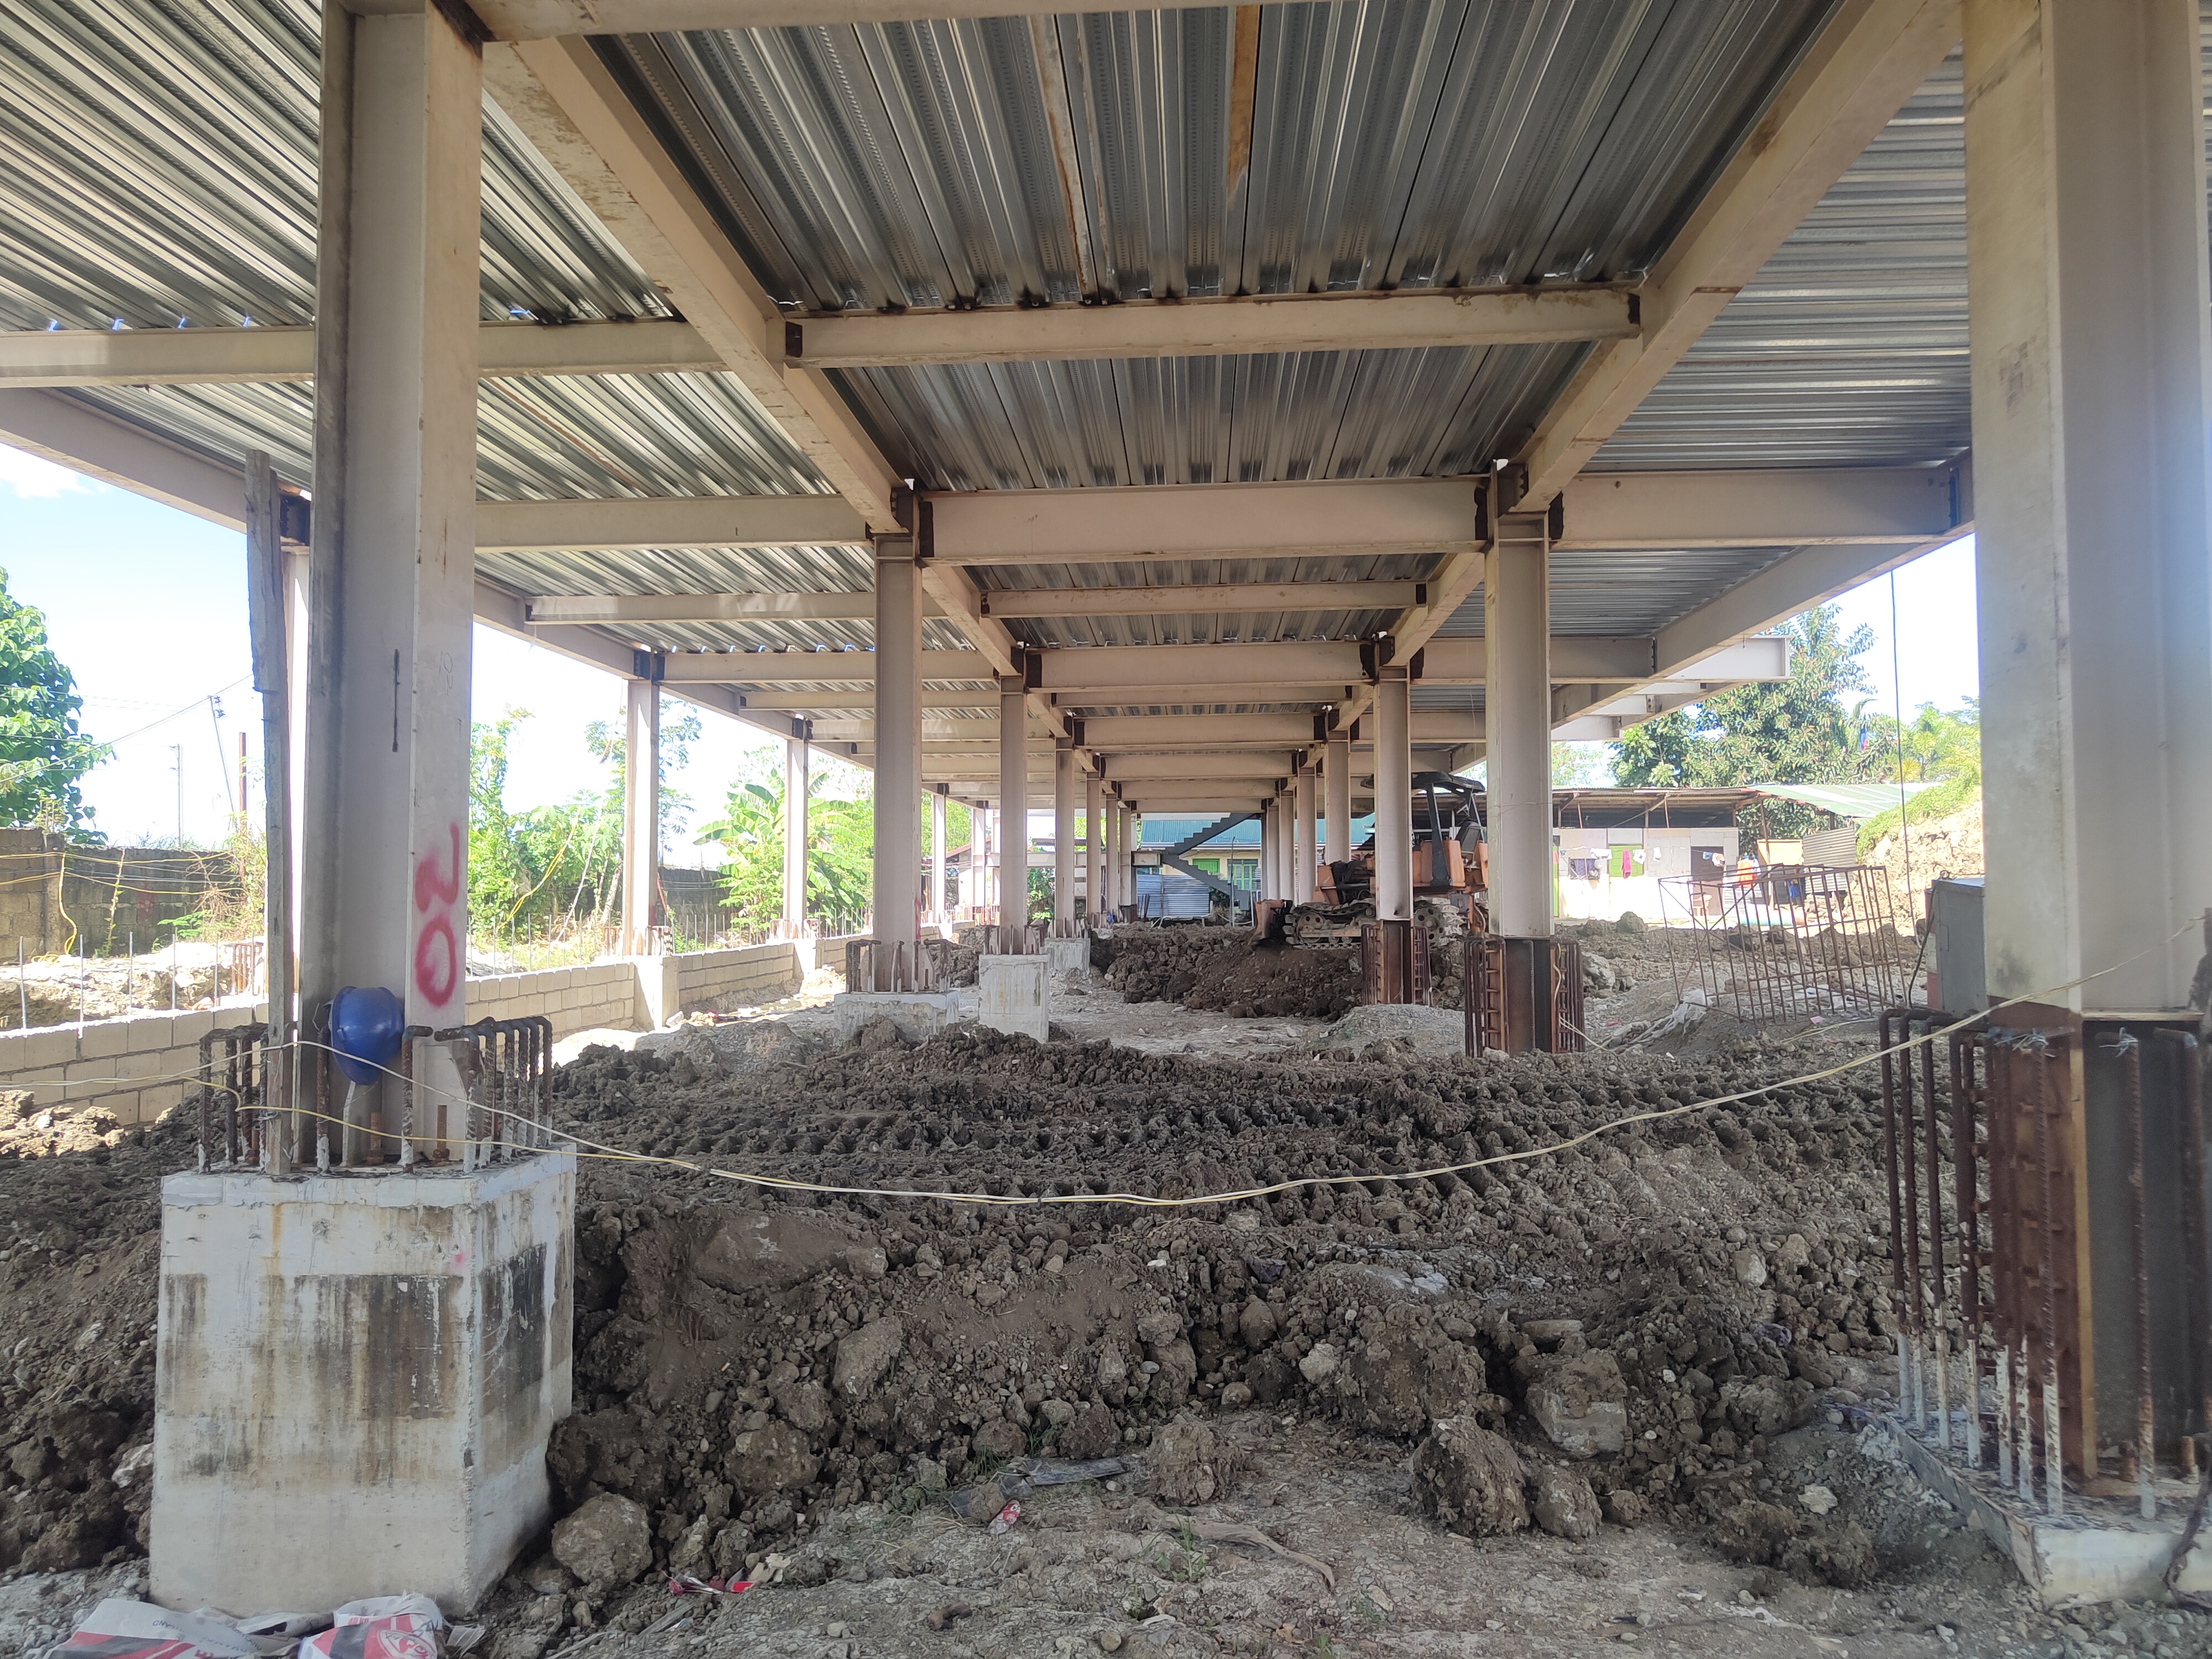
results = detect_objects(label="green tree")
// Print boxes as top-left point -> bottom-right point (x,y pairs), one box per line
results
1610,604 -> 1879,836
696,755 -> 875,934
1855,701 -> 1981,853
0,569 -> 106,836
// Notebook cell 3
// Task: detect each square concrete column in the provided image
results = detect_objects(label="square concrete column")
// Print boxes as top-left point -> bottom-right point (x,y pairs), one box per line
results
872,536 -> 922,954
1373,668 -> 1413,920
1085,770 -> 1104,919
620,675 -> 661,956
1124,808 -> 1140,916
931,785 -> 948,922
781,732 -> 808,932
1100,790 -> 1119,916
1258,799 -> 1278,902
963,801 -> 983,913
1052,741 -> 1076,922
1325,728 -> 1352,868
1294,763 -> 1318,903
1484,513 -> 1553,938
301,2 -> 482,1032
1966,0 -> 2212,1011
998,674 -> 1027,933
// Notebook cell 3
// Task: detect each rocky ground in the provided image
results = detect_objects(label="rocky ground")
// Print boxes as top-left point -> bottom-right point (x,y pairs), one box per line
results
1,943 -> 2205,1658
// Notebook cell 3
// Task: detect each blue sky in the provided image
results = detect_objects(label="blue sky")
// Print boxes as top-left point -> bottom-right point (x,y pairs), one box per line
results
1,441 -> 1980,846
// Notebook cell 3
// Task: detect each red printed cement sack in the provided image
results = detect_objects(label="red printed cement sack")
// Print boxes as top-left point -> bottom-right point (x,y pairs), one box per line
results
59,1601 -> 263,1659
298,1598 -> 444,1659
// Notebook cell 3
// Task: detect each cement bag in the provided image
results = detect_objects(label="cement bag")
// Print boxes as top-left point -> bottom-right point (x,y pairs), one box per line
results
60,1600 -> 263,1659
298,1597 -> 444,1659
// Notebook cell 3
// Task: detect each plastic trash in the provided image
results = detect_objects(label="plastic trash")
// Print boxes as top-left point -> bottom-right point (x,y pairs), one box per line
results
987,1501 -> 1021,1535
59,1600 -> 263,1659
298,1596 -> 444,1659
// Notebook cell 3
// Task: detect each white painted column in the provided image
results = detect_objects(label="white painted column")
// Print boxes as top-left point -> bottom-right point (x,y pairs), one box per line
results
1373,669 -> 1413,921
963,801 -> 983,914
620,676 -> 661,955
1484,514 -> 1553,937
1259,800 -> 1278,902
872,537 -> 922,958
781,732 -> 807,933
930,786 -> 947,924
1966,0 -> 2212,1011
1102,793 -> 1120,917
1124,808 -> 1140,916
1325,729 -> 1352,870
1295,762 -> 1317,903
1084,770 -> 1104,920
309,4 -> 481,1031
998,675 -> 1027,935
1052,742 -> 1075,922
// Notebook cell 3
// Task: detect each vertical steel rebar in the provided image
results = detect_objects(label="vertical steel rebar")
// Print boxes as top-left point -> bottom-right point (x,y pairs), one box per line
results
1918,1016 -> 1949,1442
2032,1036 -> 2064,1515
2117,1033 -> 2156,1517
1900,1014 -> 1927,1426
1882,1012 -> 1912,1414
1951,1030 -> 1985,1468
2162,1031 -> 2212,1485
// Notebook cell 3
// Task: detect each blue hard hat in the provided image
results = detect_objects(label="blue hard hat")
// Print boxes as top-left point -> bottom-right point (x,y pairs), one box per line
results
329,985 -> 405,1086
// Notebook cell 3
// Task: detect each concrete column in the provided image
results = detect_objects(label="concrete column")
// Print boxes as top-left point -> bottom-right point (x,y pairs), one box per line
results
930,786 -> 947,922
1052,742 -> 1075,922
304,3 -> 481,1032
1258,800 -> 1277,902
1102,792 -> 1120,917
1295,763 -> 1318,903
872,537 -> 922,953
998,675 -> 1027,934
781,733 -> 807,932
1966,0 -> 2212,1011
1124,807 -> 1140,916
1084,770 -> 1103,920
963,801 -> 983,913
1484,514 -> 1553,938
1325,729 -> 1352,869
620,677 -> 661,955
1374,667 -> 1413,920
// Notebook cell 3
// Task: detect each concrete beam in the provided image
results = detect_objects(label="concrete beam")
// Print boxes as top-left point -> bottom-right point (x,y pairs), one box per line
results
0,319 -> 719,388
737,690 -> 988,712
924,478 -> 1479,565
473,1 -> 1070,36
1100,753 -> 1296,782
788,286 -> 1636,368
656,650 -> 988,685
1030,635 -> 1652,696
1652,539 -> 1955,672
979,580 -> 1421,619
480,495 -> 867,552
1554,464 -> 1966,549
1510,0 -> 1961,510
1074,713 -> 1321,749
523,590 -> 945,623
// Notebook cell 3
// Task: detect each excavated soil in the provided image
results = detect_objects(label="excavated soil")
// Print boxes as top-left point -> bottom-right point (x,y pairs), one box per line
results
0,1007 -> 2056,1651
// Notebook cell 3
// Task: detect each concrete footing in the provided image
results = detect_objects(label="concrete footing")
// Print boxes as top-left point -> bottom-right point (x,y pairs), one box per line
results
1891,1418 -> 2211,1606
977,954 -> 1048,1041
825,990 -> 961,1044
152,1154 -> 575,1615
1042,936 -> 1092,983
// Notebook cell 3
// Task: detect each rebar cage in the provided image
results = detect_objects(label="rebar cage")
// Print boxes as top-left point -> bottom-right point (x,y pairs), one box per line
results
1660,864 -> 1912,1024
196,1010 -> 558,1175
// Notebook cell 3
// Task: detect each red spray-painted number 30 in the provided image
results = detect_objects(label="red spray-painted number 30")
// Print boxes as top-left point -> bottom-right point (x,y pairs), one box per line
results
412,822 -> 462,1006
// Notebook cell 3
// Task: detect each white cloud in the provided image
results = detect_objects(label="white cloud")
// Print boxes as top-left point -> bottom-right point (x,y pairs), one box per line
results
0,445 -> 100,498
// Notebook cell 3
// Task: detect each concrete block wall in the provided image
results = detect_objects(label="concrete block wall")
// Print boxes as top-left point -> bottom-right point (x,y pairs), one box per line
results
672,941 -> 806,1015
1,943 -> 808,1128
466,959 -> 641,1038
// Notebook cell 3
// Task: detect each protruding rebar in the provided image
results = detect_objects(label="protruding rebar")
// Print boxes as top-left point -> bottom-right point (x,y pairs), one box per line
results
2117,1032 -> 2155,1519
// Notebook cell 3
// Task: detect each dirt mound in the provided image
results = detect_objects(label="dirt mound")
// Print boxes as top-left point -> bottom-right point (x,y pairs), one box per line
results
534,1028 -> 1910,1589
0,1021 -> 1921,1599
1102,930 -> 1360,1019
0,1114 -> 182,1571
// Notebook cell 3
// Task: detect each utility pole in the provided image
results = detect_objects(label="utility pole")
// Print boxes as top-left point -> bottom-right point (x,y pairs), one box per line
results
208,695 -> 234,820
171,744 -> 183,845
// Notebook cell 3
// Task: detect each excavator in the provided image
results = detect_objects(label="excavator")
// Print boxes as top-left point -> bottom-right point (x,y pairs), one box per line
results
1318,771 -> 1488,914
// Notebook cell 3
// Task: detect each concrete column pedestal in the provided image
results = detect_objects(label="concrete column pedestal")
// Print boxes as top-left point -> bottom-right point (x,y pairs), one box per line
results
152,1154 -> 575,1614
